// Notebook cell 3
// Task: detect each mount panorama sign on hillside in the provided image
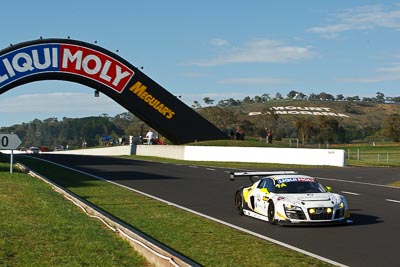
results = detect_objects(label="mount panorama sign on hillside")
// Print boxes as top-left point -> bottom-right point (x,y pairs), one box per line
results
249,106 -> 350,118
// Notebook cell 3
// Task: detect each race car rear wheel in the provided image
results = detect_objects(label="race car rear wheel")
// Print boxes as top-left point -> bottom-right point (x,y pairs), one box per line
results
268,201 -> 276,225
235,191 -> 244,215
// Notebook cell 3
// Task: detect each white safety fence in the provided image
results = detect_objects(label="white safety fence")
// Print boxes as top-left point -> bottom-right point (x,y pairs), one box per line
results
6,144 -> 346,167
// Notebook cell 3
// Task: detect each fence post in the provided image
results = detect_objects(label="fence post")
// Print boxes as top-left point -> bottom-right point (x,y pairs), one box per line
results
357,149 -> 360,160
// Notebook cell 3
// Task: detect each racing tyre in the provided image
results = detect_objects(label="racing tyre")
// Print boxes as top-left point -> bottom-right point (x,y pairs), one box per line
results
268,201 -> 276,225
235,191 -> 244,215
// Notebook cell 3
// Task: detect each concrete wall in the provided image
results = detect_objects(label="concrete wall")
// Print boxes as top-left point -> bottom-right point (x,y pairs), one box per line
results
137,145 -> 346,167
35,144 -> 345,167
136,145 -> 185,160
51,145 -> 136,156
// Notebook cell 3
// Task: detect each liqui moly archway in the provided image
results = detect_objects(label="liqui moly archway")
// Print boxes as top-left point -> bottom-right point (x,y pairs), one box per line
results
0,38 -> 227,144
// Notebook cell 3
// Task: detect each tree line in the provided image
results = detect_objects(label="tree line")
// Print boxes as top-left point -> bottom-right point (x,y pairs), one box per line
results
0,114 -> 146,150
1,94 -> 399,149
193,91 -> 400,108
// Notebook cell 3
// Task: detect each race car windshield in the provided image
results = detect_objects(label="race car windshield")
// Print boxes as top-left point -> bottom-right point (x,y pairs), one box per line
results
275,181 -> 326,194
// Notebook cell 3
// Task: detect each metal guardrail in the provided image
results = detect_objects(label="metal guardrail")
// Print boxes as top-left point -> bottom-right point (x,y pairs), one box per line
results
346,150 -> 400,165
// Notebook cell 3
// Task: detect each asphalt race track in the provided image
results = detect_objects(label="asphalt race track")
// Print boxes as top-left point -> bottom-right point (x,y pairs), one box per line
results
33,154 -> 400,267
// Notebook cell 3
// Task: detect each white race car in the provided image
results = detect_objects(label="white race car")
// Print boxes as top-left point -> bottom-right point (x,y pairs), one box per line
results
231,171 -> 350,225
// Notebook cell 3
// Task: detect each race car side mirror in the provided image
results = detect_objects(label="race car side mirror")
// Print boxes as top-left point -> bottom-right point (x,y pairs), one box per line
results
326,186 -> 332,192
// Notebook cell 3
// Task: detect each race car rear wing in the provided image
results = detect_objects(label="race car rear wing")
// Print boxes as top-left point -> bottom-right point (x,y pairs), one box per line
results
229,171 -> 297,183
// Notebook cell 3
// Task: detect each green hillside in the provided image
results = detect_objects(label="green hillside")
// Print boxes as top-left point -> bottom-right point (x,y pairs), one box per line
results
197,99 -> 400,144
1,99 -> 399,148
239,100 -> 399,127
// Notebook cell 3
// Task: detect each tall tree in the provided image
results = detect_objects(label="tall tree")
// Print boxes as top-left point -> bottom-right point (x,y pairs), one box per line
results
384,114 -> 400,142
287,90 -> 298,99
192,101 -> 202,109
317,92 -> 335,101
293,117 -> 314,145
316,117 -> 340,143
203,97 -> 214,105
336,94 -> 344,101
376,92 -> 385,103
274,92 -> 283,100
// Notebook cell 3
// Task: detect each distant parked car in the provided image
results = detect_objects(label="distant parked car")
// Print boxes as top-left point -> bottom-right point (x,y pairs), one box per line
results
26,147 -> 40,155
39,146 -> 49,152
54,145 -> 64,151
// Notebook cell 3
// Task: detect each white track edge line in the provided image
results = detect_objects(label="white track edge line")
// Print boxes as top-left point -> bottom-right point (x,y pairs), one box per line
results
386,199 -> 400,203
317,177 -> 399,189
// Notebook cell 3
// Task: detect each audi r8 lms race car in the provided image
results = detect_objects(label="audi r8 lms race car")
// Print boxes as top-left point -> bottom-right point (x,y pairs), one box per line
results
231,171 -> 350,225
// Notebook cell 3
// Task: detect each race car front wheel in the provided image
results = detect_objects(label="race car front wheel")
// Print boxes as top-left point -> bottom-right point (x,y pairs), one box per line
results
268,201 -> 276,225
235,191 -> 244,215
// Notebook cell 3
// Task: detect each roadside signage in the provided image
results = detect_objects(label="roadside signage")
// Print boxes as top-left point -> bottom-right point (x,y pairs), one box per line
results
0,134 -> 22,150
0,133 -> 22,174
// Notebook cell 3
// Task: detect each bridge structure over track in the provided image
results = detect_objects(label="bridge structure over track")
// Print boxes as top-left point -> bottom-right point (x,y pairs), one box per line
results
0,38 -> 227,144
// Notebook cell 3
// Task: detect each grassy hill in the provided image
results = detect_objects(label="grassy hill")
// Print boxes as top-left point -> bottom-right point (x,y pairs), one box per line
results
197,99 -> 400,143
238,100 -> 399,128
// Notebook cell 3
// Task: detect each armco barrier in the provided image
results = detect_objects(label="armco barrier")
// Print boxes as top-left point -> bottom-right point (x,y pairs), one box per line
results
51,145 -> 346,167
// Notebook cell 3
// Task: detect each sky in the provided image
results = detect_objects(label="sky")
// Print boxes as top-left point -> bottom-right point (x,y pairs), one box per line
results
1,1 -> 400,127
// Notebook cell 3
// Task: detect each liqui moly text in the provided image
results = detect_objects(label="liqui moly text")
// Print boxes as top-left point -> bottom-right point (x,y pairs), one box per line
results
0,43 -> 134,93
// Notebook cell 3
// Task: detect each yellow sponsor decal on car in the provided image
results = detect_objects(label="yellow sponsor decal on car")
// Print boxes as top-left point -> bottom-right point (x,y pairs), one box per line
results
243,184 -> 256,203
277,212 -> 287,220
276,183 -> 286,188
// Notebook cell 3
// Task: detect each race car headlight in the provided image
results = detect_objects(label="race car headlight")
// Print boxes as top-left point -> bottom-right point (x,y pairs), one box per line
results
338,202 -> 344,209
284,204 -> 306,219
284,204 -> 302,211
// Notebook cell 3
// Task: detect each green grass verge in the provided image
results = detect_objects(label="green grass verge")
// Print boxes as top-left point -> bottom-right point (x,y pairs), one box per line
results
12,156 -> 333,267
0,161 -> 149,266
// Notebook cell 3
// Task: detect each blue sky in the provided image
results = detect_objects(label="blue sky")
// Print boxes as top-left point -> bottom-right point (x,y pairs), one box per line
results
1,1 -> 400,127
